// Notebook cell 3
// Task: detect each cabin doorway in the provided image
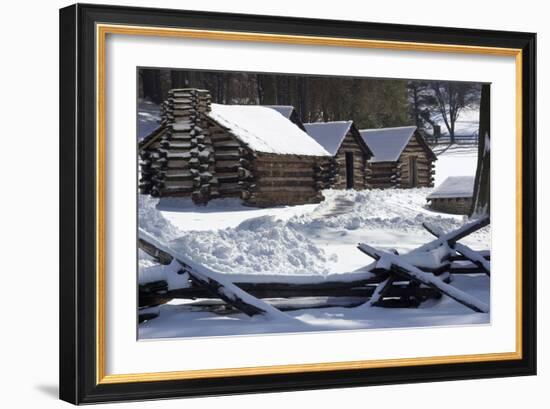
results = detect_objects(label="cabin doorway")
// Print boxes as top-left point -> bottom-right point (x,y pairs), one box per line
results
345,152 -> 354,189
409,157 -> 418,187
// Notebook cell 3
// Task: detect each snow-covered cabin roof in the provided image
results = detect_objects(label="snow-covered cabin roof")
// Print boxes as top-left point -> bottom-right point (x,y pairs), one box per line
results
207,104 -> 331,156
265,105 -> 307,131
427,176 -> 475,199
360,126 -> 418,162
264,105 -> 295,119
303,121 -> 353,156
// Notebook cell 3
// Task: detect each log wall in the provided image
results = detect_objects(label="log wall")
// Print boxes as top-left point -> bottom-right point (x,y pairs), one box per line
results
429,197 -> 472,214
365,161 -> 398,189
333,130 -> 367,190
207,122 -> 249,199
396,133 -> 435,188
245,154 -> 331,207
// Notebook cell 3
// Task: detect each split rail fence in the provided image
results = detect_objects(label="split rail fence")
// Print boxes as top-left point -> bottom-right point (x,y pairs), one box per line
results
139,217 -> 490,322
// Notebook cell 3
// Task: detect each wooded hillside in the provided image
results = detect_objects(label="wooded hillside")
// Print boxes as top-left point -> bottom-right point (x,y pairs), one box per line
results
139,69 -> 411,129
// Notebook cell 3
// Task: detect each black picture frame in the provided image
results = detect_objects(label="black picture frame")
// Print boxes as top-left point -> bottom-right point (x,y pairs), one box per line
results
59,3 -> 536,404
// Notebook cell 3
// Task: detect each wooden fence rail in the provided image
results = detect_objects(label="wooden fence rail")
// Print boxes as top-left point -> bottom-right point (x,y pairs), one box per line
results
138,217 -> 490,322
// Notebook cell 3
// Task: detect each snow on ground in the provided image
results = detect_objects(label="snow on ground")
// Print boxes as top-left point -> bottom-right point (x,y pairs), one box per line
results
139,274 -> 489,339
156,196 -> 318,232
433,144 -> 478,186
140,186 -> 487,279
137,112 -> 488,338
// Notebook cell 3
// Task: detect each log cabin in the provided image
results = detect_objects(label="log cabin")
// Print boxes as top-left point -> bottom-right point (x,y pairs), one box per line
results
359,126 -> 436,189
139,89 -> 336,207
304,121 -> 373,190
427,176 -> 474,214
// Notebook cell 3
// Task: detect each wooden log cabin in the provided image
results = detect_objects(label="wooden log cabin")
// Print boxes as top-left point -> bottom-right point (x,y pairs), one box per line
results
427,176 -> 474,214
139,89 -> 336,207
359,126 -> 436,189
304,121 -> 373,190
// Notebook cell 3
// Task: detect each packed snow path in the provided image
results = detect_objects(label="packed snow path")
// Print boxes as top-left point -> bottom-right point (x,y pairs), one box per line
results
318,196 -> 357,218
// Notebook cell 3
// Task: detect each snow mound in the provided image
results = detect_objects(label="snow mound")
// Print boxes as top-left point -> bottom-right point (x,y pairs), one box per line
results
138,195 -> 179,241
291,188 -> 470,233
168,215 -> 332,276
137,187 -> 489,278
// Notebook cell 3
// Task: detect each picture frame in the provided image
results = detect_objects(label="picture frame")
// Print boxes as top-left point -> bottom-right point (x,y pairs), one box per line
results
59,3 -> 536,404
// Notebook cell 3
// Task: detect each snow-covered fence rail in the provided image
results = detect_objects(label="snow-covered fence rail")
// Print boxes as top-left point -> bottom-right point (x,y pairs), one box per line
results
138,239 -> 454,309
355,217 -> 490,313
357,243 -> 489,313
139,229 -> 291,320
139,217 -> 490,321
449,250 -> 490,262
139,278 -> 441,307
414,216 -> 489,253
422,222 -> 490,276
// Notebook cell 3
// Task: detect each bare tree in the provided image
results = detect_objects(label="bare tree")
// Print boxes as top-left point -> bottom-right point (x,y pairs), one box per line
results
429,82 -> 480,144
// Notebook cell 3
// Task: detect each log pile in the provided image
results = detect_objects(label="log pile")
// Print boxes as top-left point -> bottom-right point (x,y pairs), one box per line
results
138,217 -> 490,322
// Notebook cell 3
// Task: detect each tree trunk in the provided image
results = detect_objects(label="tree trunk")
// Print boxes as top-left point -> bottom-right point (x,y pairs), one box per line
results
470,84 -> 491,217
449,124 -> 455,144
